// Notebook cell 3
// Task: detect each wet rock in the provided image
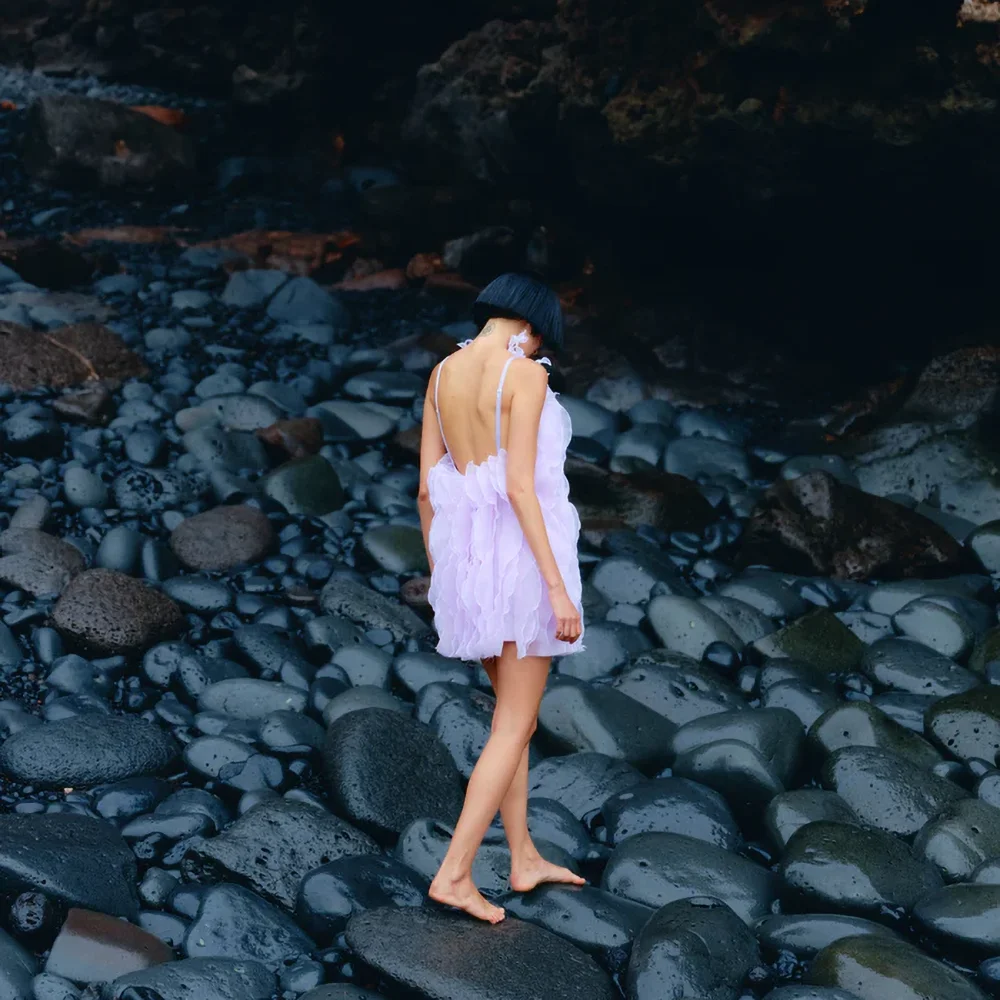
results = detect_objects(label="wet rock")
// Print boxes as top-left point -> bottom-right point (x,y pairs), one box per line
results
913,799 -> 1000,881
779,821 -> 943,918
261,456 -> 344,515
764,989 -> 868,1000
527,751 -> 645,821
0,813 -> 138,919
626,895 -> 759,1000
309,400 -> 396,441
23,95 -> 196,188
360,524 -> 428,574
184,797 -> 377,910
753,609 -> 865,674
892,597 -> 977,661
860,637 -> 978,697
0,320 -> 147,391
537,684 -> 675,773
822,746 -> 966,838
645,596 -> 742,659
809,933 -> 987,1000
221,270 -> 288,308
737,471 -> 972,580
756,913 -> 898,959
717,576 -> 808,620
701,594 -> 777,645
197,679 -> 306,719
319,576 -> 429,642
64,466 -> 109,508
266,277 -> 346,326
184,883 -> 314,966
600,776 -> 741,850
913,883 -> 1000,960
613,656 -> 744,728
808,701 -> 942,769
0,927 -> 36,1000
666,437 -> 751,482
169,505 -> 274,571
112,467 -> 205,513
102,957 -> 277,1000
602,831 -> 776,924
672,740 -> 785,819
52,569 -> 184,655
925,687 -> 1000,763
765,790 -> 859,850
296,854 -> 428,941
45,907 -> 173,983
322,707 -> 464,841
0,527 -> 85,597
345,905 -> 617,1000
762,679 -> 838,729
0,714 -> 177,789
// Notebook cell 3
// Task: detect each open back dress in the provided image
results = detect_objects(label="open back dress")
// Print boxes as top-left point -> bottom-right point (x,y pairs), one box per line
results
426,338 -> 586,661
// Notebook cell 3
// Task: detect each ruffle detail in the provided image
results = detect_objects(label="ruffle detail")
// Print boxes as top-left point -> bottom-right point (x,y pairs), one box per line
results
426,392 -> 585,662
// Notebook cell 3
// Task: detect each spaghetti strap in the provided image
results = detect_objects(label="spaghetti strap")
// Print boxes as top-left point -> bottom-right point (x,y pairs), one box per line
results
434,358 -> 451,457
495,356 -> 515,452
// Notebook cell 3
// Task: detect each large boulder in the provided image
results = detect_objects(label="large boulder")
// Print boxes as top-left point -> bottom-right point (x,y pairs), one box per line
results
23,95 -> 196,188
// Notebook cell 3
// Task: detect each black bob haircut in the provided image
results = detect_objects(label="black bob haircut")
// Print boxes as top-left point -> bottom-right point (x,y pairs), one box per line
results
472,273 -> 565,352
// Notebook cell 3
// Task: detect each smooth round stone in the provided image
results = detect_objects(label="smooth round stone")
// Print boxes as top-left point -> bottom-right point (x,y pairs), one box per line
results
184,883 -> 314,965
162,576 -> 233,612
319,577 -> 429,643
612,660 -> 744,729
94,777 -> 172,823
200,395 -> 284,433
51,568 -> 184,656
308,400 -> 395,441
645,596 -> 742,658
865,578 -> 990,616
345,904 -> 616,1000
183,797 -> 378,909
925,687 -> 1000,763
0,714 -> 177,788
600,776 -> 741,850
556,622 -> 651,683
183,425 -> 268,472
322,707 -> 465,841
872,691 -> 937,733
537,684 -> 676,774
428,689 -> 502,779
197,679 -> 307,720
589,556 -> 662,605
258,711 -> 325,753
343,371 -> 424,403
673,739 -> 785,817
601,831 -> 776,925
96,526 -> 145,574
809,933 -> 988,1000
823,745 -> 967,838
263,456 -> 345,516
560,396 -> 617,439
861,637 -> 979,697
966,520 -> 1000,573
360,524 -> 428,574
170,505 -> 275,572
973,857 -> 1000,884
839,609 -> 895,645
106,957 -> 276,1000
762,679 -> 838,729
221,269 -> 288,307
665,438 -> 751,482
112,467 -> 204,513
392,652 -> 470,696
701,594 -> 777,644
0,813 -> 138,918
0,927 -> 36,999
808,701 -> 942,768
330,644 -> 393,689
717,577 -> 809,620
756,913 -> 899,959
752,609 -> 865,674
610,424 -> 670,472
321,686 -> 409,727
233,624 -> 314,677
764,989 -> 867,1000
892,597 -> 976,661
670,708 -> 803,786
499,883 -> 651,974
296,853 -> 428,940
527,752 -> 645,821
913,883 -> 1000,959
63,466 -> 108,508
765,790 -> 859,850
0,527 -> 86,597
914,799 -> 1000,881
779,821 -> 943,918
781,454 -> 858,486
266,277 -> 346,325
626,895 -> 759,1000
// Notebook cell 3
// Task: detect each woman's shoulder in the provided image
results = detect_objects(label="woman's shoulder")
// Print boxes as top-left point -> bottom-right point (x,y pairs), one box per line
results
508,355 -> 550,390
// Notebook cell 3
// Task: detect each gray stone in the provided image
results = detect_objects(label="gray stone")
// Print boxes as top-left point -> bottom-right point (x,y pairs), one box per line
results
197,679 -> 307,720
0,527 -> 85,596
266,277 -> 347,326
527,751 -> 645,821
645,596 -> 742,658
925,686 -> 1000,764
221,269 -> 288,308
666,438 -> 751,482
103,958 -> 276,1000
0,927 -> 36,1000
808,701 -> 942,769
753,609 -> 865,674
914,799 -> 1000,881
319,576 -> 428,643
913,883 -> 1000,959
360,524 -> 428,574
263,456 -> 345,516
756,913 -> 898,959
170,504 -> 275,571
63,466 -> 108,507
765,789 -> 859,850
860,637 -> 979,697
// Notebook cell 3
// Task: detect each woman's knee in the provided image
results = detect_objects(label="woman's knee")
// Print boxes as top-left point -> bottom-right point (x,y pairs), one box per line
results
490,712 -> 536,746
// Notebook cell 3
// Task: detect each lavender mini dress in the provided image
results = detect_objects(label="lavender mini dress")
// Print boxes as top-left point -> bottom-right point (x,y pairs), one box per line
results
426,338 -> 586,661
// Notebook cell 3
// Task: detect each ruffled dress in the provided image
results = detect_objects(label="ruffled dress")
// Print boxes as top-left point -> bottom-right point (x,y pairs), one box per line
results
426,338 -> 585,661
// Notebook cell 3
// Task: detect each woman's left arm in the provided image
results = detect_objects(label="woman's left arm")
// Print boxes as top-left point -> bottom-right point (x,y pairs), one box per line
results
417,366 -> 446,573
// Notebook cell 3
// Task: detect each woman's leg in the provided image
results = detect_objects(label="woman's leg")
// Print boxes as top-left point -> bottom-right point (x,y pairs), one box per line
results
482,657 -> 586,893
428,641 -> 548,922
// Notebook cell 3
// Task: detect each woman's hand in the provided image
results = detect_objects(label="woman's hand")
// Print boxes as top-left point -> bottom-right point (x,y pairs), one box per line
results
548,581 -> 582,643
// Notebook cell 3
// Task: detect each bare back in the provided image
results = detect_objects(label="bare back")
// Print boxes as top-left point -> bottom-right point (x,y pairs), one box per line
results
433,347 -> 538,472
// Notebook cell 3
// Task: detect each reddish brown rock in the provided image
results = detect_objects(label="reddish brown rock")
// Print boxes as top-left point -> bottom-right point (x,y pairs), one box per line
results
45,908 -> 173,983
737,470 -> 975,580
0,322 -> 147,391
169,505 -> 276,572
256,418 -> 324,459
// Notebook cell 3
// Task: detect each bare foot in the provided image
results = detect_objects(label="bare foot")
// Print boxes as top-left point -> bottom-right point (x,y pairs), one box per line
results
429,872 -> 506,924
509,854 -> 587,893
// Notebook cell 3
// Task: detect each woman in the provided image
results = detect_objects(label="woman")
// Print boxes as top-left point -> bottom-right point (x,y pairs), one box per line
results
417,273 -> 586,923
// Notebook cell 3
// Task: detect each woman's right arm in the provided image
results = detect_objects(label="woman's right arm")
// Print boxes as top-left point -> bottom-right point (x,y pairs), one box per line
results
505,361 -> 582,642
